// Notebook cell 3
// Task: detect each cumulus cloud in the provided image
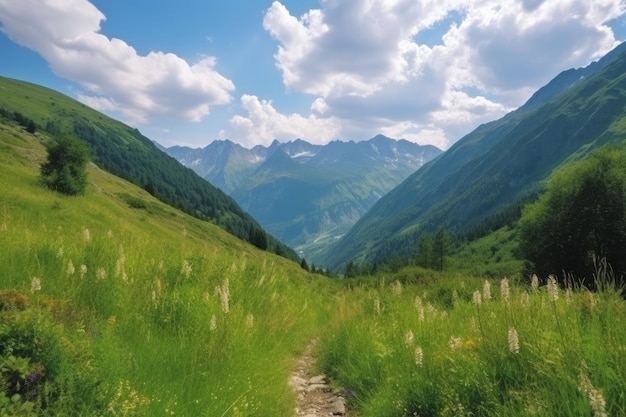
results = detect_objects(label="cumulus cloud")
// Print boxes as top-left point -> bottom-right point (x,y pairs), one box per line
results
0,0 -> 234,124
222,94 -> 340,147
257,0 -> 624,149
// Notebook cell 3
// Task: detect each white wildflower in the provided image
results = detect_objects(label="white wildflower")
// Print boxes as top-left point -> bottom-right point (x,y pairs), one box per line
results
82,227 -> 91,242
508,327 -> 519,354
500,277 -> 510,304
483,280 -> 492,301
473,290 -> 482,306
30,277 -> 41,293
448,336 -> 462,350
579,370 -> 608,417
405,330 -> 414,347
66,260 -> 75,276
547,275 -> 559,302
96,267 -> 107,281
181,260 -> 192,279
414,346 -> 424,367
520,290 -> 530,308
531,274 -> 539,291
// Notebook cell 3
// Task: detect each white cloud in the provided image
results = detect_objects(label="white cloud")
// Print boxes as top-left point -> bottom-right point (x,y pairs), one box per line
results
223,94 -> 340,147
258,0 -> 625,149
0,0 -> 234,124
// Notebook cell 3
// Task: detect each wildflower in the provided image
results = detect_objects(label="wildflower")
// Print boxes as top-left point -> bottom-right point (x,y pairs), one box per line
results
508,327 -> 519,354
472,290 -> 482,306
448,336 -> 462,350
414,296 -> 422,311
215,278 -> 230,314
30,277 -> 41,293
414,346 -> 424,367
96,267 -> 107,281
579,370 -> 608,417
520,290 -> 530,308
181,260 -> 192,279
209,315 -> 217,331
547,275 -> 559,302
66,260 -> 75,276
500,277 -> 510,304
483,280 -> 492,301
405,330 -> 414,347
531,274 -> 539,291
82,227 -> 91,242
80,264 -> 87,279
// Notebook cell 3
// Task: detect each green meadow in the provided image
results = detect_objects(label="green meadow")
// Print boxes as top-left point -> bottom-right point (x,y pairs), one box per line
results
2,119 -> 625,416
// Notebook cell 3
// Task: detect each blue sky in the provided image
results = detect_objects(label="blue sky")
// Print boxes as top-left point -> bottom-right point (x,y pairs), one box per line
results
1,1 -> 625,150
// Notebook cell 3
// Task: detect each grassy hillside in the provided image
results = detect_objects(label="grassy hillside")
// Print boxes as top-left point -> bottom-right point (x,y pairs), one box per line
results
0,120 -> 337,416
0,76 -> 296,260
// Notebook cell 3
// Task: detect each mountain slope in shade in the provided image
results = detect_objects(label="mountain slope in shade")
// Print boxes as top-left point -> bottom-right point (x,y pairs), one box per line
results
167,136 -> 441,263
320,41 -> 626,270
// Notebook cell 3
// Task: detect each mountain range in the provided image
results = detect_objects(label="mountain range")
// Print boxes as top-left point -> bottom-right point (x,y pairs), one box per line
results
320,41 -> 626,270
166,135 -> 441,263
2,40 -> 625,273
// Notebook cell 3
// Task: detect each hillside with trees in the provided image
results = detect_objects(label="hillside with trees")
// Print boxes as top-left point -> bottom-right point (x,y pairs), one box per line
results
0,76 -> 296,260
321,42 -> 626,271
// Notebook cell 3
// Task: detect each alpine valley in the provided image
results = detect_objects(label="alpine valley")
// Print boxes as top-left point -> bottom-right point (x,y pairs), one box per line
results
320,41 -> 626,271
165,136 -> 441,263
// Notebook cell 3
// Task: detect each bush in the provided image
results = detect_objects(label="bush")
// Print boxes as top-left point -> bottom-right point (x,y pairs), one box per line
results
519,146 -> 626,287
40,135 -> 90,196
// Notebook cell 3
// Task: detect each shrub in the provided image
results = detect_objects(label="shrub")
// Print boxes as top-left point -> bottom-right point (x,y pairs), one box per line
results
40,135 -> 90,196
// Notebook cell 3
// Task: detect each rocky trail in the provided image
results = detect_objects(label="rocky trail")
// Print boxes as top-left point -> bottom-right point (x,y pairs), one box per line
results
289,339 -> 351,417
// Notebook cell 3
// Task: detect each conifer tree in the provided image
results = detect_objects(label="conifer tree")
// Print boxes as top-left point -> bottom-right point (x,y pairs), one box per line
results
40,135 -> 90,195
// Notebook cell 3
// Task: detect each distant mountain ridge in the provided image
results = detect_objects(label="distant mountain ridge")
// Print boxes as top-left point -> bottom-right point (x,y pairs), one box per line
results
166,135 -> 441,263
319,41 -> 626,270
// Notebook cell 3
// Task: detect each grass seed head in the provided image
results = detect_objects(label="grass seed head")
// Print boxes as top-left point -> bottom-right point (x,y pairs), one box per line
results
547,275 -> 559,302
508,327 -> 519,354
473,290 -> 482,306
500,277 -> 510,304
483,280 -> 492,301
30,277 -> 41,293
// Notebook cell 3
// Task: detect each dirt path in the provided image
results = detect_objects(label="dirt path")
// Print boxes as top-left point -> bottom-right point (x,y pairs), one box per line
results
289,339 -> 350,417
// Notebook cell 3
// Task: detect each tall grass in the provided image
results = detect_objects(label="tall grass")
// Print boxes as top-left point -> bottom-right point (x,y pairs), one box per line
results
319,271 -> 626,416
0,125 -> 337,416
3,124 -> 626,417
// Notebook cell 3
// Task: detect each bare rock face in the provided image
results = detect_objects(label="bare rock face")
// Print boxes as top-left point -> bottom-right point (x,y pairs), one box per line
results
290,340 -> 349,416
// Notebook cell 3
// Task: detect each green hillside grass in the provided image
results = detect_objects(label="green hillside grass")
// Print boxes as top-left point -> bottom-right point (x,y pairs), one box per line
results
0,76 -> 296,260
319,271 -> 626,417
0,121 -> 337,416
